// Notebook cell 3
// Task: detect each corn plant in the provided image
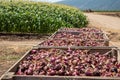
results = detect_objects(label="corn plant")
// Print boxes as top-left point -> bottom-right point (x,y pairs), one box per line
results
0,1 -> 88,33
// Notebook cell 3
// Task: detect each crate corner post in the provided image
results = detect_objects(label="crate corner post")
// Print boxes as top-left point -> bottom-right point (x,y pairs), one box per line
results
118,49 -> 120,63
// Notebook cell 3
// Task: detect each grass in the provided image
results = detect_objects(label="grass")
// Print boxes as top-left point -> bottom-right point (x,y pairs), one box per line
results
0,48 -> 22,61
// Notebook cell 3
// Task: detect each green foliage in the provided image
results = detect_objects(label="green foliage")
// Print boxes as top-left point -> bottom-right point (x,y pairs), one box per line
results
0,1 -> 88,33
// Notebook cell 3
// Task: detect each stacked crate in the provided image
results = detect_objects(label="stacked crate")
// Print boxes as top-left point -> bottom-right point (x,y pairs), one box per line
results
37,27 -> 109,47
1,28 -> 120,80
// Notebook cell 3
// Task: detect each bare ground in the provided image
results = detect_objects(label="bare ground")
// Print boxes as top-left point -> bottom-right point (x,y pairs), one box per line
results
94,12 -> 120,18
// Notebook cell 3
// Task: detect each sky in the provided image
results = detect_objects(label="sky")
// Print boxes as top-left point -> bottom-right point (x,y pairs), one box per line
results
31,0 -> 64,3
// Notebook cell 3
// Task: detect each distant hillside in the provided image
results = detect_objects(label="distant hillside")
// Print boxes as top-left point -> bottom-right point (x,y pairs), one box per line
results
57,0 -> 120,11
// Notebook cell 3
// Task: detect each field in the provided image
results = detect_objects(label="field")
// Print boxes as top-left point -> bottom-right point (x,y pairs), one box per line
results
0,1 -> 88,33
0,13 -> 120,77
0,1 -> 120,78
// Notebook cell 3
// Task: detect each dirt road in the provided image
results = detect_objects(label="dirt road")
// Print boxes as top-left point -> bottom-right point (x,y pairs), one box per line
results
85,13 -> 120,32
85,13 -> 120,47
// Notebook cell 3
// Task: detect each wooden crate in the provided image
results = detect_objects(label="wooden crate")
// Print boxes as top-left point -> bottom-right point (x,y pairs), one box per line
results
50,31 -> 109,39
49,31 -> 109,46
37,38 -> 109,47
58,27 -> 103,33
1,46 -> 120,80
